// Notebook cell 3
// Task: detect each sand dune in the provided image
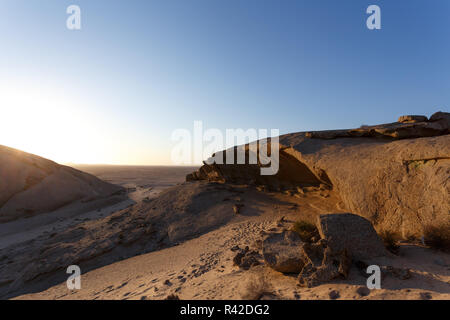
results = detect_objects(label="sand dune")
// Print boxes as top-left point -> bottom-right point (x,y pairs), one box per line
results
0,145 -> 125,223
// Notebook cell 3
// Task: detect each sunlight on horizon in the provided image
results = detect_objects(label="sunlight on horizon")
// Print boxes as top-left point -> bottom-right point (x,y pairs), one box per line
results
0,84 -> 106,164
0,81 -> 146,165
0,79 -> 177,166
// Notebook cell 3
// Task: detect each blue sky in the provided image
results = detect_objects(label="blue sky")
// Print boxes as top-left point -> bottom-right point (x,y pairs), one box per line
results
1,1 -> 449,164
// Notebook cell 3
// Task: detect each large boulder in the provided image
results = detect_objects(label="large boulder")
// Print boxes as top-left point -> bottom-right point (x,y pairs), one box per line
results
430,111 -> 450,130
262,231 -> 305,273
317,213 -> 387,260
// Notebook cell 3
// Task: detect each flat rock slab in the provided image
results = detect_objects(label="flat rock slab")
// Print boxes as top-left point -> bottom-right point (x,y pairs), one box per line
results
317,213 -> 387,260
398,115 -> 428,123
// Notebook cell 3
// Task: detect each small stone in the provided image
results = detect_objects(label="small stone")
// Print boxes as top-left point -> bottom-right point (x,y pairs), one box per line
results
356,286 -> 371,297
419,292 -> 432,300
233,204 -> 244,214
329,290 -> 340,300
256,185 -> 267,192
165,294 -> 180,300
164,280 -> 172,286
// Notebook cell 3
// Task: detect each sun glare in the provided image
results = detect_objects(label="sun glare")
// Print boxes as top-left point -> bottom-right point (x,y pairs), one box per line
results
0,84 -> 108,164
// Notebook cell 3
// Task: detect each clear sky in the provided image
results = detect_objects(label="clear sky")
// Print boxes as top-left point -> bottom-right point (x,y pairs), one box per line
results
1,1 -> 449,165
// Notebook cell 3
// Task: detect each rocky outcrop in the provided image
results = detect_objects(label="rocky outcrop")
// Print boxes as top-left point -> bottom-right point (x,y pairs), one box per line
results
187,145 -> 325,189
233,246 -> 261,270
398,115 -> 428,123
298,245 -> 351,288
430,111 -> 450,128
261,214 -> 383,287
259,213 -> 397,287
187,112 -> 450,237
282,134 -> 450,238
0,145 -> 125,222
288,214 -> 383,287
262,231 -> 305,273
302,111 -> 449,139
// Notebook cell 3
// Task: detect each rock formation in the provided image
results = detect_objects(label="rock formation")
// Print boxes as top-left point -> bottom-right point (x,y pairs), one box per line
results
233,246 -> 261,270
186,111 -> 450,238
1,111 -> 448,299
260,213 -> 385,287
296,214 -> 385,287
262,231 -> 305,273
297,245 -> 351,288
0,145 -> 125,223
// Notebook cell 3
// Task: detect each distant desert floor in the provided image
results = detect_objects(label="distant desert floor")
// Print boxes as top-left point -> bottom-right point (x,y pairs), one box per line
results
13,179 -> 450,300
72,165 -> 199,203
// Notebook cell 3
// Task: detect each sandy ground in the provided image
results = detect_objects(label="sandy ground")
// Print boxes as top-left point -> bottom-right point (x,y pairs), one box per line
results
0,197 -> 133,250
14,185 -> 450,300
